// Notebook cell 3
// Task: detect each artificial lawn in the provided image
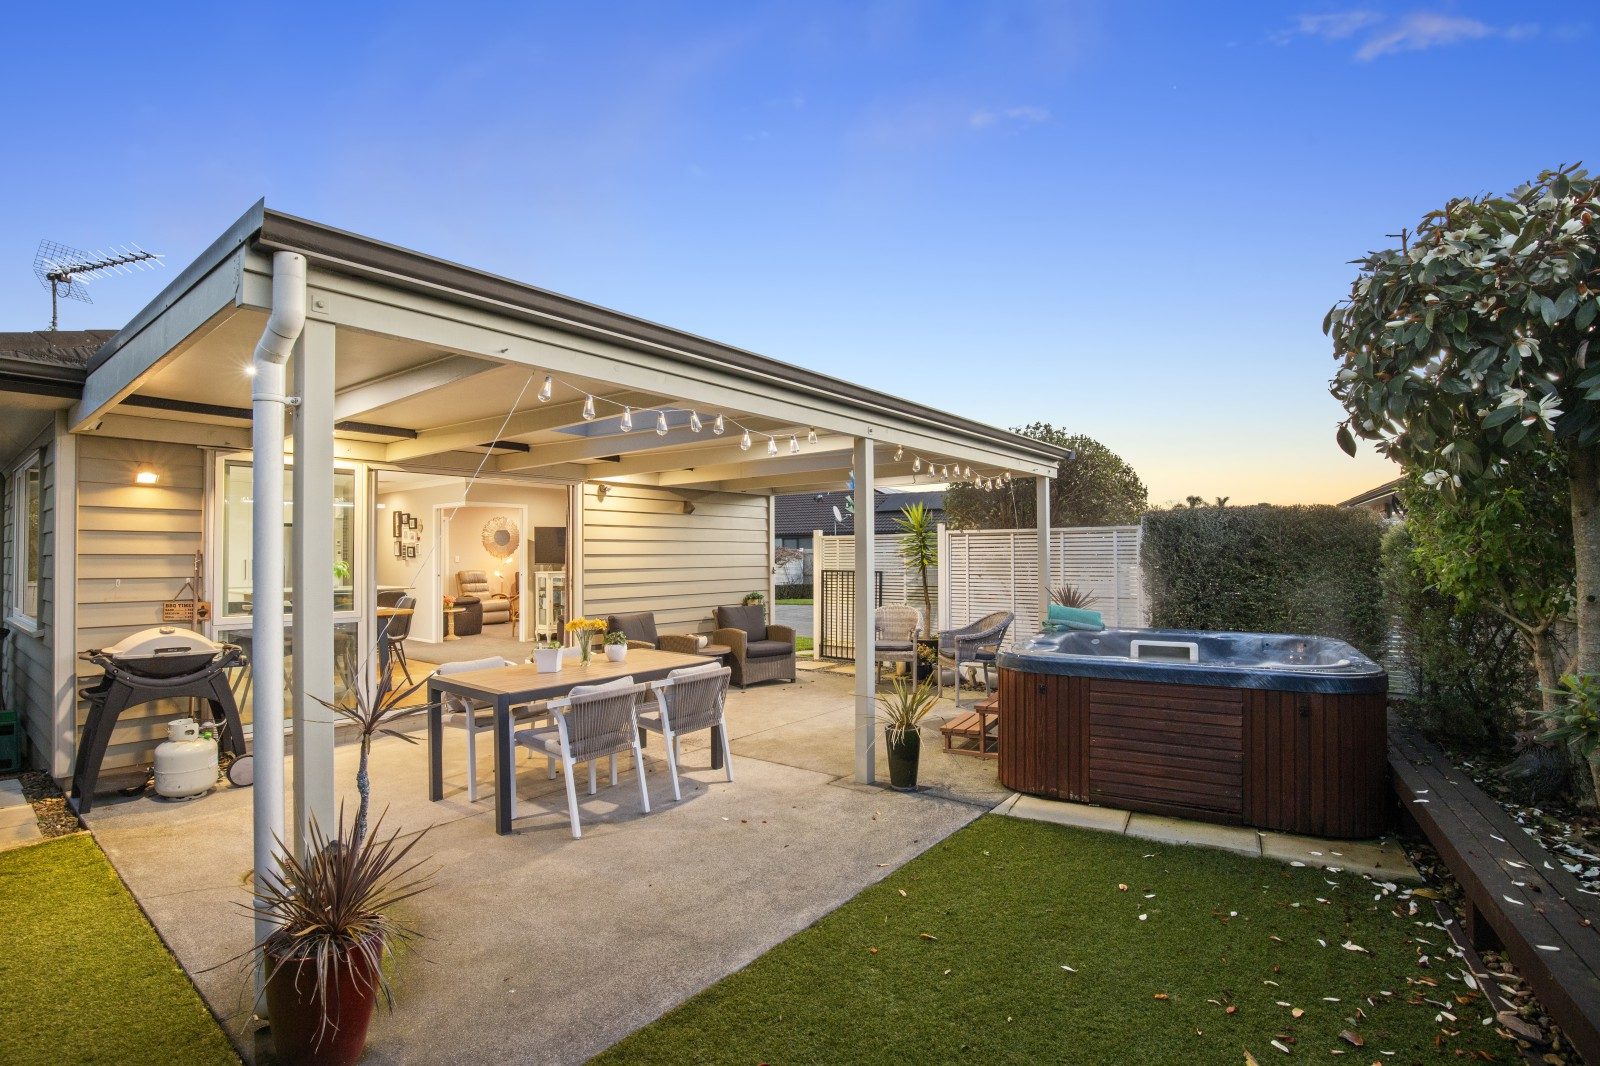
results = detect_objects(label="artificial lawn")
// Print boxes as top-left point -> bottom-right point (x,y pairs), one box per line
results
598,816 -> 1502,1065
776,598 -> 813,606
0,835 -> 239,1066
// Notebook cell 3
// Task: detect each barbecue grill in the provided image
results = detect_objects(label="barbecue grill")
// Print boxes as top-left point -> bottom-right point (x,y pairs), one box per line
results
71,626 -> 247,813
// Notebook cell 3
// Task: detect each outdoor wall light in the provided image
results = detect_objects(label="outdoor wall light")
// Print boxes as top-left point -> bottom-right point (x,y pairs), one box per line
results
682,500 -> 696,515
595,483 -> 609,501
134,466 -> 160,485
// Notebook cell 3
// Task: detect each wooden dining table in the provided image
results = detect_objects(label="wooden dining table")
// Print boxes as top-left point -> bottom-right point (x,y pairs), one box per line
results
425,648 -> 716,834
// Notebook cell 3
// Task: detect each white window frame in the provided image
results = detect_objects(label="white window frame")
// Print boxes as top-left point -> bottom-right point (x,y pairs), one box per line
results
8,452 -> 42,635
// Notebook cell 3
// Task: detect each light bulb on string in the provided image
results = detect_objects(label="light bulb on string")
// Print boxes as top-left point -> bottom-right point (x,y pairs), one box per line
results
894,445 -> 903,462
913,457 -> 922,473
656,410 -> 669,436
689,411 -> 702,433
807,428 -> 818,446
582,395 -> 596,420
538,375 -> 553,402
740,429 -> 751,452
767,436 -> 778,458
620,407 -> 633,432
964,466 -> 973,480
789,435 -> 799,455
714,414 -> 726,435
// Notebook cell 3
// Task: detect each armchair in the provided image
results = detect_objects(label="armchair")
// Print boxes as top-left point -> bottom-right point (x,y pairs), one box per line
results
712,604 -> 797,689
937,611 -> 1014,707
874,605 -> 923,685
456,570 -> 511,625
606,612 -> 701,655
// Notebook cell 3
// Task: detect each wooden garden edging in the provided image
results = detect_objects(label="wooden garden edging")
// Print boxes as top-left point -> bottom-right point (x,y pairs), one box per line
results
1390,724 -> 1600,1060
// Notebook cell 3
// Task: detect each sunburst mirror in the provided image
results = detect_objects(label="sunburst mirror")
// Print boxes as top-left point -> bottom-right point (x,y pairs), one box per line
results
480,516 -> 521,560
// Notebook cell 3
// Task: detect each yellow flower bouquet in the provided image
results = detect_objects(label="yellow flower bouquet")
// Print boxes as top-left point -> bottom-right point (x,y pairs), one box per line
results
564,616 -> 608,664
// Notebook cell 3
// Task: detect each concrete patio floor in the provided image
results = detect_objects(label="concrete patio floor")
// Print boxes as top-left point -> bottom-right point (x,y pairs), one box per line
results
83,664 -> 1005,1064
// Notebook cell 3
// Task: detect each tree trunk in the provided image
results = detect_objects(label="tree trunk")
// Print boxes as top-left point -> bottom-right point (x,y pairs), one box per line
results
1569,444 -> 1600,677
919,563 -> 933,627
355,735 -> 372,847
1529,627 -> 1562,725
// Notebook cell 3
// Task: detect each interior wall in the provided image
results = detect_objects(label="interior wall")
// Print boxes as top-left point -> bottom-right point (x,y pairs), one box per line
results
444,506 -> 520,594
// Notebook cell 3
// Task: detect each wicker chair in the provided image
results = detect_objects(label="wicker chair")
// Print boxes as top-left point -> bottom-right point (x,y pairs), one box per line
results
606,612 -> 702,654
937,611 -> 1014,707
712,604 -> 797,689
638,663 -> 733,801
874,605 -> 923,685
511,676 -> 649,838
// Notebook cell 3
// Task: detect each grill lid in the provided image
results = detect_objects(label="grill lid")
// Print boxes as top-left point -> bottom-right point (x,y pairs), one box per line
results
101,626 -> 223,663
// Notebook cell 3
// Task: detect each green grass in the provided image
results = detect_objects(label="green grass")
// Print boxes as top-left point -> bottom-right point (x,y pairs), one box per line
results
598,816 -> 1501,1065
776,597 -> 813,606
795,636 -> 814,653
0,835 -> 239,1066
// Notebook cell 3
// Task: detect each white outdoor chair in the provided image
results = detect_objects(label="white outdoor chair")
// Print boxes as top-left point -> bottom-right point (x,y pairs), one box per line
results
434,657 -> 514,802
638,663 -> 733,801
874,605 -> 923,684
512,676 -> 650,838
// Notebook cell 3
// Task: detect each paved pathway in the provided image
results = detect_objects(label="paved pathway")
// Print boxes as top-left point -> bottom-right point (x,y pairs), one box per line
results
774,602 -> 812,638
0,777 -> 43,852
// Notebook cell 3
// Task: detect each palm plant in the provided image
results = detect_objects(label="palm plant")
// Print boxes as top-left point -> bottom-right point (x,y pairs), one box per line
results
1049,583 -> 1100,610
876,676 -> 938,745
896,502 -> 937,624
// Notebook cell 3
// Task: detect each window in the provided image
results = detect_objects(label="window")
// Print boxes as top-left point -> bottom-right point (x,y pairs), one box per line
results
219,459 -> 357,618
10,456 -> 41,626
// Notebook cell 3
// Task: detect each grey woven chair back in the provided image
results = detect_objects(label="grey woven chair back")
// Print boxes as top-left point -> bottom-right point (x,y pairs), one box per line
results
663,667 -> 731,735
875,605 -> 922,643
561,683 -> 641,762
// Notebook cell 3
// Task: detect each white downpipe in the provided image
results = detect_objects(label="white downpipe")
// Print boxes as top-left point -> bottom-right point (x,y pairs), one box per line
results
251,251 -> 306,988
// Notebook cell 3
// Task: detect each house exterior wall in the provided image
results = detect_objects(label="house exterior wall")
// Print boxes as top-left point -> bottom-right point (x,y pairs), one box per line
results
580,484 -> 771,635
74,435 -> 207,772
3,423 -> 57,770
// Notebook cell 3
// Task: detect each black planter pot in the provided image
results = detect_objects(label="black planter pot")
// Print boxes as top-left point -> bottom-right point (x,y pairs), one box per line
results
885,728 -> 921,791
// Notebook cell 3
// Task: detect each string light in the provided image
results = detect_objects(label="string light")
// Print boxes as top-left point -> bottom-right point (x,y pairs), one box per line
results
690,411 -> 703,433
740,429 -> 752,451
714,414 -> 726,435
655,410 -> 669,436
807,428 -> 818,445
620,406 -> 633,432
789,435 -> 800,455
894,445 -> 903,462
767,436 -> 779,458
538,375 -> 553,402
913,457 -> 921,472
582,395 -> 596,420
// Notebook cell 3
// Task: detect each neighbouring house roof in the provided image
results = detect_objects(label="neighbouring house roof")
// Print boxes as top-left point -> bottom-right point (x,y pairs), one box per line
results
0,330 -> 116,396
1338,478 -> 1401,510
775,489 -> 945,538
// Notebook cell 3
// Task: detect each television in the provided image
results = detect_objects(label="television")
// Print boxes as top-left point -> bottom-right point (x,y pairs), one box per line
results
533,527 -> 567,566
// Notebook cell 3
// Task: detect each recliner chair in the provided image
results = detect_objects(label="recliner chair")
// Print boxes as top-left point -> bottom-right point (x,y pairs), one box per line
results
456,570 -> 512,625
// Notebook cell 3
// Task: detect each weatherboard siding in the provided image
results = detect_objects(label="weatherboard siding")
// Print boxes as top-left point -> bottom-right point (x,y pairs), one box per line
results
3,425 -> 56,770
581,484 -> 771,634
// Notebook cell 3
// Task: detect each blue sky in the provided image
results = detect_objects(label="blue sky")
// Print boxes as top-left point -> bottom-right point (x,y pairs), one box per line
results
0,2 -> 1587,504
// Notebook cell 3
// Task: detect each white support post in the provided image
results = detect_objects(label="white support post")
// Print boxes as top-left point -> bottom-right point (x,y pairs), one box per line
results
853,438 -> 876,784
1036,475 -> 1052,627
811,528 -> 823,660
935,522 -> 950,632
292,318 -> 337,854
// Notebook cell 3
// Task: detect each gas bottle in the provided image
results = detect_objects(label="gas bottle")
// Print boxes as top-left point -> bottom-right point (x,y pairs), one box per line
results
153,718 -> 218,799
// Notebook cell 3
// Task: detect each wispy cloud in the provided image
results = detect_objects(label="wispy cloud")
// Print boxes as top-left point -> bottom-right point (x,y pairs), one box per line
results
1274,9 -> 1539,60
969,105 -> 1051,130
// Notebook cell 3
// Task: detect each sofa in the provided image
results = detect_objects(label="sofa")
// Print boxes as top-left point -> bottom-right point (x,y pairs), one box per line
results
456,570 -> 512,625
712,604 -> 797,689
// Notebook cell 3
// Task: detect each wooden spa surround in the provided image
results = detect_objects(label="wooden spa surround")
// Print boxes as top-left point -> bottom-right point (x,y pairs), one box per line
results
997,669 -> 1390,839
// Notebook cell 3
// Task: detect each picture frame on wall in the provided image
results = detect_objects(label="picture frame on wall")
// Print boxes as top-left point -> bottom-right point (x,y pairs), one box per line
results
407,514 -> 418,530
392,511 -> 406,537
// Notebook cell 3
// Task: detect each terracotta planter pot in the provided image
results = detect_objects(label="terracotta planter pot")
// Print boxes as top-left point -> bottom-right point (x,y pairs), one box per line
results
264,940 -> 382,1066
885,728 -> 921,791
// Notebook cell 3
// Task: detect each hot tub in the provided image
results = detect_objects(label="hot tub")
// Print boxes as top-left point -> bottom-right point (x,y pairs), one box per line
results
996,629 -> 1389,838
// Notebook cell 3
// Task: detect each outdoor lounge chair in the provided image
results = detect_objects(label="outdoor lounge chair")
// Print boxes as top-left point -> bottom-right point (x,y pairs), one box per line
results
874,605 -> 923,685
937,610 -> 1014,708
512,676 -> 650,838
712,604 -> 797,689
434,656 -> 515,802
606,611 -> 703,654
638,663 -> 733,801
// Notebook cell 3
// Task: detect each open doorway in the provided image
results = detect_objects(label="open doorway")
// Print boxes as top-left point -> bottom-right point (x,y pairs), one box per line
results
372,471 -> 568,660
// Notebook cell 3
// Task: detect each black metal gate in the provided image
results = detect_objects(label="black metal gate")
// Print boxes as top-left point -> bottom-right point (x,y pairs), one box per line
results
818,569 -> 883,661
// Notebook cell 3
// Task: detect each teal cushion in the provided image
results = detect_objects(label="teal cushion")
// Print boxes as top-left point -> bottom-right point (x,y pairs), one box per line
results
1047,604 -> 1104,630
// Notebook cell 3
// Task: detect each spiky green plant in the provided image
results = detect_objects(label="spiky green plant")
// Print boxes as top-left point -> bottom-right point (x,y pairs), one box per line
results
876,676 -> 938,745
896,502 -> 938,624
1049,584 -> 1100,610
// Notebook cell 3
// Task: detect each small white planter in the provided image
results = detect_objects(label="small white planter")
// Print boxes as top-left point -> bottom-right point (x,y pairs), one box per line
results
533,647 -> 564,673
604,644 -> 629,663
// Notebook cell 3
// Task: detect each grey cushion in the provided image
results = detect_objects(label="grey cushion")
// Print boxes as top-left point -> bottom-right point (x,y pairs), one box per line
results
746,639 -> 793,660
716,604 -> 767,641
608,612 -> 659,647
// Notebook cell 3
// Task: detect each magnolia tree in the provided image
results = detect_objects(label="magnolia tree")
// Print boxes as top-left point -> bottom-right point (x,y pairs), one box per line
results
1327,166 -> 1599,686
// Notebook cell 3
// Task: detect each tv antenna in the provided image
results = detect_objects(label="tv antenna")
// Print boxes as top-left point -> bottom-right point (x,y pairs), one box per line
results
33,240 -> 163,330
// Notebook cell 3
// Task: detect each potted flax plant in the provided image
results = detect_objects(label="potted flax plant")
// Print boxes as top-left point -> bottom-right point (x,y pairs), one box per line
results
877,676 -> 938,791
245,662 -> 435,1066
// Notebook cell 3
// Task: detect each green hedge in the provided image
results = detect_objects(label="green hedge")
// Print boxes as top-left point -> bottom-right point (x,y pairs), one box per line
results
775,583 -> 811,601
1142,505 -> 1385,656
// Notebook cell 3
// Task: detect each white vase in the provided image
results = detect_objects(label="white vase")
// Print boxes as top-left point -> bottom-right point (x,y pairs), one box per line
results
533,647 -> 564,674
604,644 -> 628,663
